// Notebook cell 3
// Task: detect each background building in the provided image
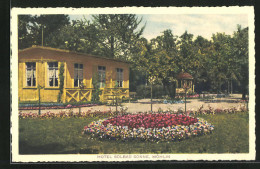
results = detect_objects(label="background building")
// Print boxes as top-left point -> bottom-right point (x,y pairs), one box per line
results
176,72 -> 194,94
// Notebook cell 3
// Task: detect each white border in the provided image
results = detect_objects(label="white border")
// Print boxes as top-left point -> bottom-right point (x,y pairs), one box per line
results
11,6 -> 255,162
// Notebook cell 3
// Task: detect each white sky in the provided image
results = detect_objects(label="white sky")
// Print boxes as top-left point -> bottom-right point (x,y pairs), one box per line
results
69,14 -> 248,40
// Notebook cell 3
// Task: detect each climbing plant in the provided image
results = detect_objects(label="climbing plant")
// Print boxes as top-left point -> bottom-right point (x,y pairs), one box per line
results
91,73 -> 102,102
57,62 -> 64,102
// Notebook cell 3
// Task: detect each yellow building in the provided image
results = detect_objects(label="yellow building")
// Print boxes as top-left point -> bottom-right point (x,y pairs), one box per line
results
18,46 -> 130,103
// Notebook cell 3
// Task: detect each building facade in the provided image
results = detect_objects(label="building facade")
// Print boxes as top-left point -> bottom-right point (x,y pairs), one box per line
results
18,46 -> 130,103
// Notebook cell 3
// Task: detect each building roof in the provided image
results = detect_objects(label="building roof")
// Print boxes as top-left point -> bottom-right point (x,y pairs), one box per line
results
176,72 -> 193,79
19,46 -> 130,64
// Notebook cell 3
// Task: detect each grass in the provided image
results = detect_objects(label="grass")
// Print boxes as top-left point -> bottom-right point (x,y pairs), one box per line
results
19,112 -> 249,154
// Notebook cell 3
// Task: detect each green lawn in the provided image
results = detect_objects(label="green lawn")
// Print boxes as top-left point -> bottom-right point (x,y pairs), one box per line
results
19,112 -> 249,154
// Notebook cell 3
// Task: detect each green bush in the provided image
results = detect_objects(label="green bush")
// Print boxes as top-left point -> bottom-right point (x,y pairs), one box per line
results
136,84 -> 166,99
91,73 -> 102,102
136,84 -> 149,98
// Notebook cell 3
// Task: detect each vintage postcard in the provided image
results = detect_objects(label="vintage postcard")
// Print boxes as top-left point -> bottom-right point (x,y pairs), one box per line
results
11,7 -> 255,162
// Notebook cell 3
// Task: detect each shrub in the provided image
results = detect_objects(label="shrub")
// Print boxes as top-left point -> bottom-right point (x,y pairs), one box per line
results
136,84 -> 166,99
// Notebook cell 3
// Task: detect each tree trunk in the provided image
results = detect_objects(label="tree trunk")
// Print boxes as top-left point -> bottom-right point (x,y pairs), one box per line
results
162,79 -> 169,98
231,79 -> 233,94
227,80 -> 229,94
242,93 -> 246,100
163,80 -> 176,99
110,36 -> 114,57
217,83 -> 221,94
242,86 -> 247,100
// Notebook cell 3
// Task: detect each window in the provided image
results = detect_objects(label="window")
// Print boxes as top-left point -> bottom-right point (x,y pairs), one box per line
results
74,63 -> 83,87
116,68 -> 123,87
26,62 -> 36,87
48,62 -> 58,87
98,66 -> 106,88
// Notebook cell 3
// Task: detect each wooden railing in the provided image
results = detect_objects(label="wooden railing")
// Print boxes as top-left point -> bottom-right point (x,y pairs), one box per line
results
65,88 -> 129,103
102,88 -> 129,102
65,88 -> 93,102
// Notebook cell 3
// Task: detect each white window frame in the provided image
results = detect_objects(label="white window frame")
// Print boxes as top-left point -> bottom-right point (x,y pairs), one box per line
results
74,63 -> 83,87
47,62 -> 59,87
116,68 -> 123,87
98,66 -> 106,88
26,62 -> 36,87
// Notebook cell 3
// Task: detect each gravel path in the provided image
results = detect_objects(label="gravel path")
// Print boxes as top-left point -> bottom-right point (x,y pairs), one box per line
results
19,94 -> 247,114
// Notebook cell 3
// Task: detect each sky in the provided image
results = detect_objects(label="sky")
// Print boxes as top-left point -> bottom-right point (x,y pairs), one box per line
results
69,14 -> 248,41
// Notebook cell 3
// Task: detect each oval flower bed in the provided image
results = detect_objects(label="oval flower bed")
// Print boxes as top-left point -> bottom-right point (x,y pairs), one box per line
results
83,113 -> 214,142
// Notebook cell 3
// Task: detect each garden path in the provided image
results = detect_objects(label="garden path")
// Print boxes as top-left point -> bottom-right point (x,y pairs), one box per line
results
19,94 -> 247,114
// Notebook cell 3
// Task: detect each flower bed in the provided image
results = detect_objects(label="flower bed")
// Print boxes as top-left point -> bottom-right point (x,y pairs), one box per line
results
192,105 -> 248,115
83,113 -> 214,142
202,99 -> 248,103
18,103 -> 99,110
163,94 -> 200,104
163,100 -> 184,104
19,105 -> 248,119
175,94 -> 200,99
19,110 -> 115,119
103,114 -> 198,129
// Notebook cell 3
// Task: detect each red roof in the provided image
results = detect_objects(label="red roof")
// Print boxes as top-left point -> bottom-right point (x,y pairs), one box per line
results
177,72 -> 193,79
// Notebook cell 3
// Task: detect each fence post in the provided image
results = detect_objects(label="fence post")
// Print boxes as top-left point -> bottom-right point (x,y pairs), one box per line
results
38,85 -> 41,115
185,90 -> 187,115
151,84 -> 153,112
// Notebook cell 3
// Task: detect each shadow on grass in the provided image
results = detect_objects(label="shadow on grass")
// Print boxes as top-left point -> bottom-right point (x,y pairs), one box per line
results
19,140 -> 99,154
61,148 -> 99,154
19,141 -> 65,154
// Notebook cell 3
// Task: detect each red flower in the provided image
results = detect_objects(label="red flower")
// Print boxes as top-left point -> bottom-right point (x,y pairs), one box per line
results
102,114 -> 197,129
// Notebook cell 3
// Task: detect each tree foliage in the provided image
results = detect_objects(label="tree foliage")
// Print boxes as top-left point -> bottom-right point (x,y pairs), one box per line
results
18,14 -> 70,49
91,14 -> 145,60
18,14 -> 249,98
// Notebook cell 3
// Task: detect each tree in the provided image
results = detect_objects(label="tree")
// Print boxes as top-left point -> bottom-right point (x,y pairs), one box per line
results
192,36 -> 213,93
207,33 -> 232,93
18,14 -> 70,49
18,15 -> 34,49
33,15 -> 70,46
131,30 -> 180,98
149,30 -> 180,98
46,19 -> 100,54
178,31 -> 196,71
231,25 -> 249,99
91,14 -> 145,60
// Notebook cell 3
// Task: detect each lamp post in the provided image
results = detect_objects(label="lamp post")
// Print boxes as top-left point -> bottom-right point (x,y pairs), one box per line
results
148,76 -> 156,112
38,85 -> 44,115
41,25 -> 46,46
183,83 -> 189,115
112,84 -> 122,115
150,84 -> 153,112
79,82 -> 85,114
